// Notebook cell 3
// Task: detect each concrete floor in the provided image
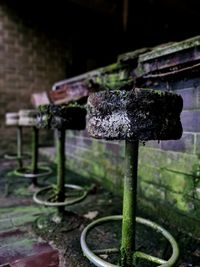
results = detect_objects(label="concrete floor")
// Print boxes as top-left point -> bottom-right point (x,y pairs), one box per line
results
0,156 -> 199,267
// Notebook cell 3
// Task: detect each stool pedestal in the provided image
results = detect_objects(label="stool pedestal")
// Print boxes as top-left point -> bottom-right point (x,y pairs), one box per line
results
14,126 -> 52,186
121,140 -> 138,266
81,140 -> 179,267
4,126 -> 23,168
33,129 -> 88,223
33,103 -> 89,226
4,126 -> 30,168
81,88 -> 182,267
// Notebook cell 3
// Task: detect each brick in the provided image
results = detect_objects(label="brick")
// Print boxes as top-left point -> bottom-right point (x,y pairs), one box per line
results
139,164 -> 194,196
195,134 -> 200,154
161,133 -> 195,153
138,164 -> 162,184
181,111 -> 200,132
105,142 -> 121,156
83,137 -> 92,147
145,140 -> 161,149
176,88 -> 197,110
139,181 -> 165,201
165,191 -> 191,212
139,147 -> 199,176
0,3 -> 69,154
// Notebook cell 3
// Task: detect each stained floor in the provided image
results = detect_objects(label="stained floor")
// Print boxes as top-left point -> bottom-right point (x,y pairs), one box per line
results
0,156 -> 199,267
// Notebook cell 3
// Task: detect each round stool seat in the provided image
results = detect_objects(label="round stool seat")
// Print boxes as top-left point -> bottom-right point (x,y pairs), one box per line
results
87,89 -> 183,141
37,104 -> 86,130
82,87 -> 182,267
18,109 -> 38,127
5,112 -> 19,126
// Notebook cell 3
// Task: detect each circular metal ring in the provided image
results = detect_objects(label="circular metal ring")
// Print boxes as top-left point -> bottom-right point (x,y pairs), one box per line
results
33,184 -> 88,207
80,215 -> 179,267
4,152 -> 30,160
14,166 -> 52,178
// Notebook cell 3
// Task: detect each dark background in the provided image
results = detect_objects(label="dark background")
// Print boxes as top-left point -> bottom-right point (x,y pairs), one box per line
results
4,0 -> 200,75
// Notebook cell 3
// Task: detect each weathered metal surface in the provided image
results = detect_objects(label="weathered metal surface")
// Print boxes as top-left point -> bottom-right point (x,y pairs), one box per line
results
87,88 -> 183,141
49,82 -> 89,105
117,47 -> 151,64
121,140 -> 138,267
88,63 -> 132,91
52,62 -> 131,95
18,110 -> 38,127
52,69 -> 100,91
50,35 -> 200,95
37,104 -> 86,130
134,35 -> 200,78
31,92 -> 50,108
5,112 -> 19,126
140,35 -> 200,62
56,129 -> 65,207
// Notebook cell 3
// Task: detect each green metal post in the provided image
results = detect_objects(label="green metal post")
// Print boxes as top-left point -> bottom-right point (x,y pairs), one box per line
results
32,126 -> 39,185
121,140 -> 139,267
56,129 -> 66,213
17,126 -> 23,169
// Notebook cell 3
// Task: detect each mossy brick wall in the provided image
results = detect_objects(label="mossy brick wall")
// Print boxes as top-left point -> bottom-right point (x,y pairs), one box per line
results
64,79 -> 200,236
0,3 -> 70,154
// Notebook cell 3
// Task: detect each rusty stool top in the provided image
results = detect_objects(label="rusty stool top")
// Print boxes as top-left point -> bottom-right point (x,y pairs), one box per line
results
37,104 -> 86,130
5,112 -> 19,126
18,109 -> 38,127
87,88 -> 183,141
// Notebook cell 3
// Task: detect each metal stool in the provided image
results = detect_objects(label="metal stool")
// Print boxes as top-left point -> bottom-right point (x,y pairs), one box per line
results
33,104 -> 89,222
4,112 -> 29,169
81,89 -> 183,267
14,109 -> 52,186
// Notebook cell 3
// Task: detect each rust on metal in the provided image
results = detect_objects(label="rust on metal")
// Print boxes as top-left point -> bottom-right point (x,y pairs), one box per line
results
134,35 -> 200,78
49,82 -> 89,105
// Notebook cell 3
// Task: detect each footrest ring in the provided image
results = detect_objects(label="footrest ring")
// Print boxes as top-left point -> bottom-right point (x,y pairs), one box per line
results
4,153 -> 30,160
14,166 -> 52,178
33,184 -> 88,207
80,215 -> 179,267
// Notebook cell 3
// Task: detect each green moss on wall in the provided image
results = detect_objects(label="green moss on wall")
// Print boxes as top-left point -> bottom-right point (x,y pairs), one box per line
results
48,132 -> 200,236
